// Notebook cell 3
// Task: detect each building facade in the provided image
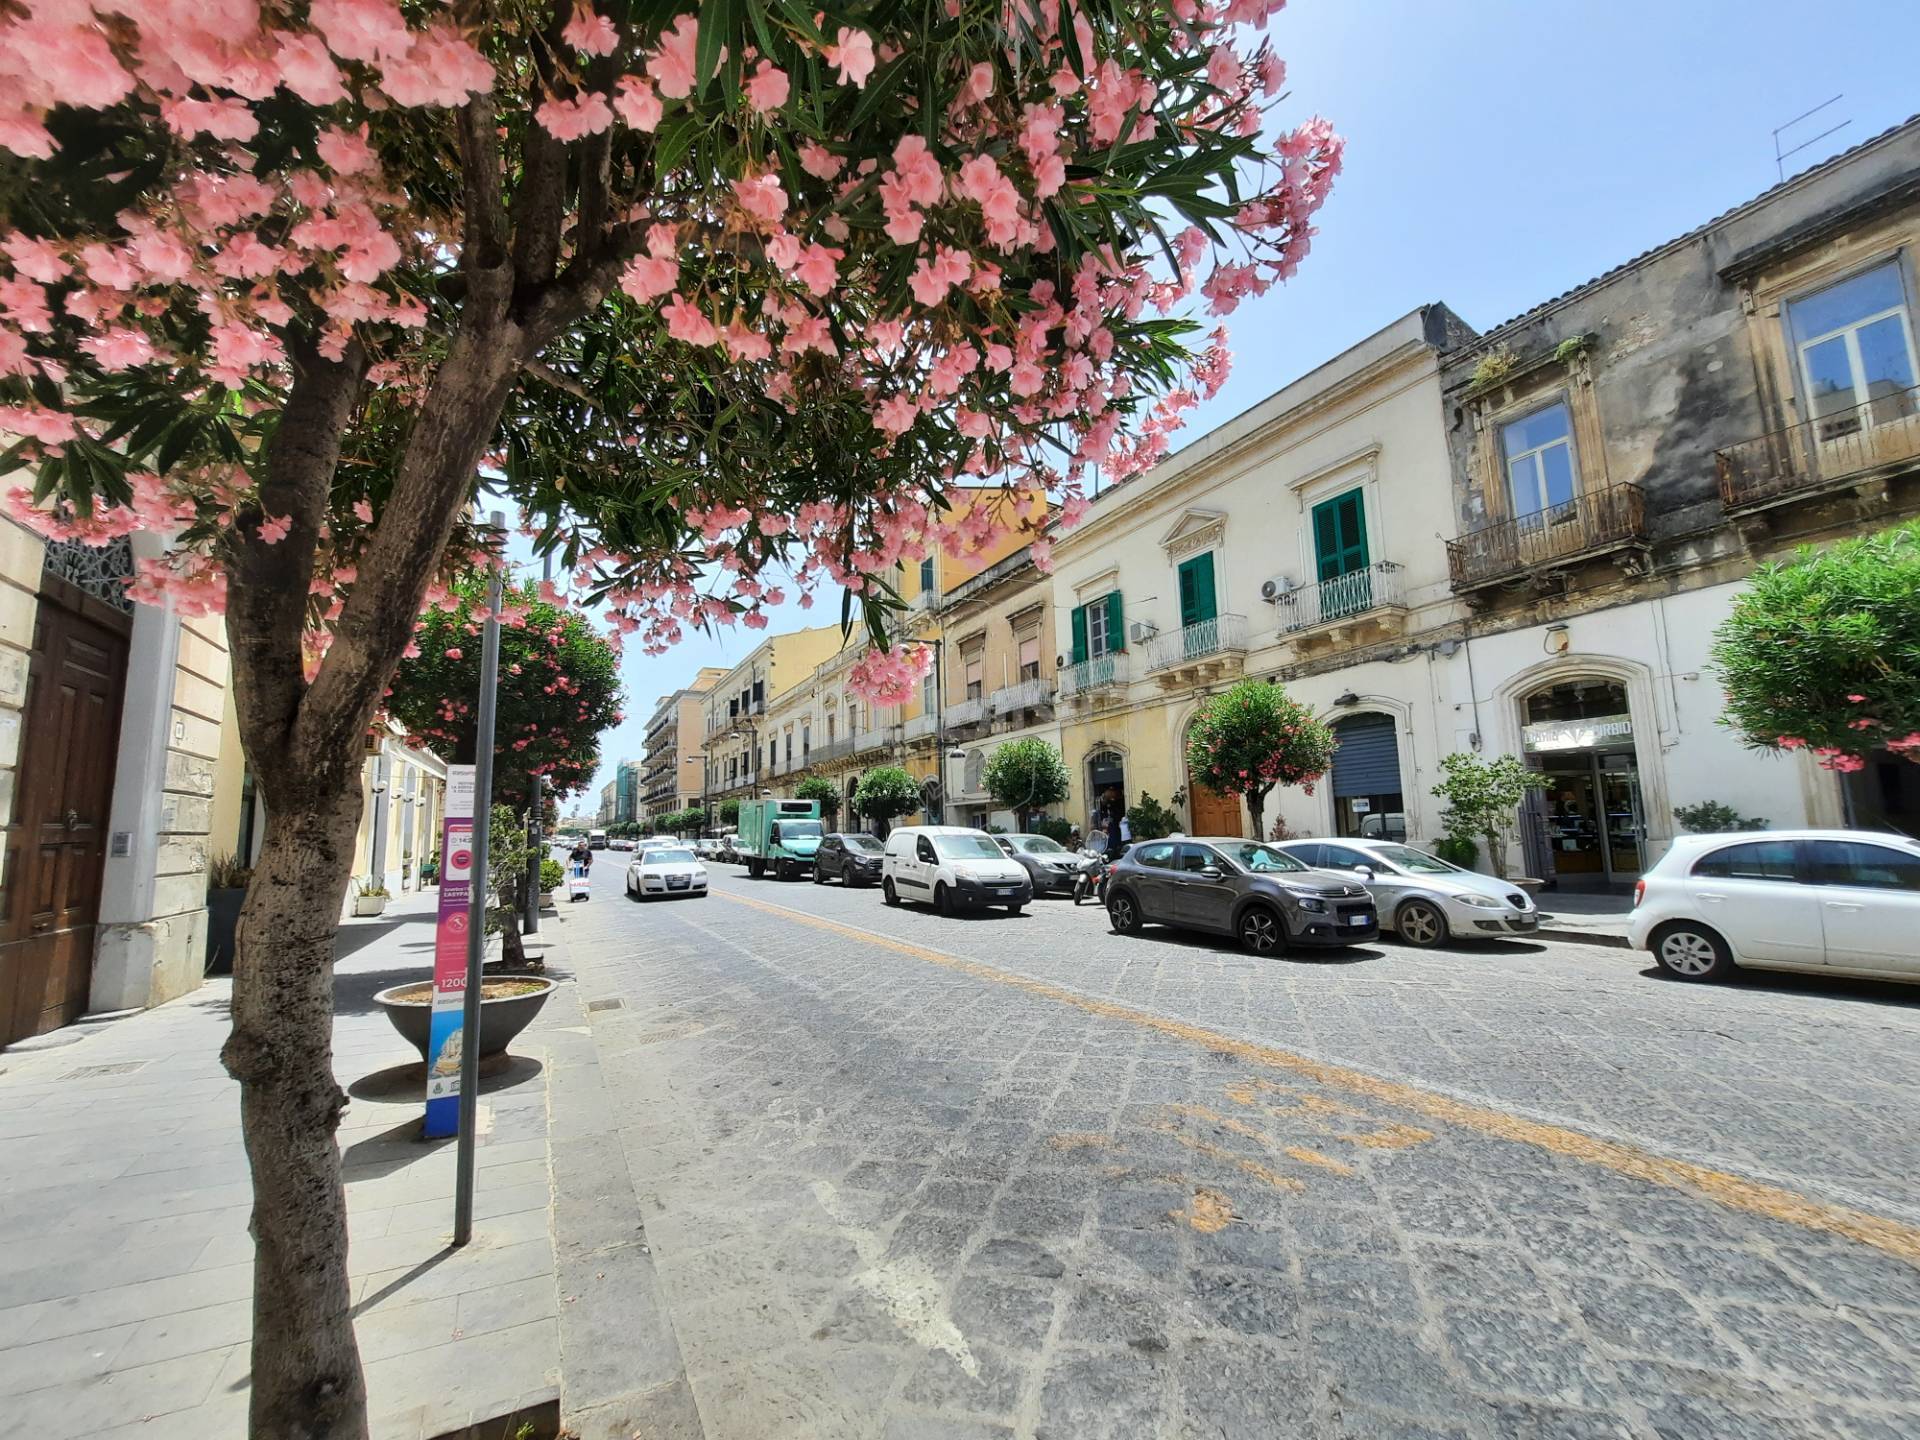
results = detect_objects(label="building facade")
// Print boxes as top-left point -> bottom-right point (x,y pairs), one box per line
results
700,625 -> 844,808
642,667 -> 726,822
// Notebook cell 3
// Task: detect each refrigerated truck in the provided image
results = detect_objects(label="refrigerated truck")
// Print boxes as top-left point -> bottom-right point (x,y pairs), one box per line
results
735,798 -> 824,879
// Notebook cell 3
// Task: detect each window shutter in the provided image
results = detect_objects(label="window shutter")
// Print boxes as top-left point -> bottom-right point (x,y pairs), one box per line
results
1330,714 -> 1401,797
1070,604 -> 1088,664
1105,591 -> 1125,651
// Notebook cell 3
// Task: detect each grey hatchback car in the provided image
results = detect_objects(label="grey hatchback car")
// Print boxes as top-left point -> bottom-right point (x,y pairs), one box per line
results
1106,837 -> 1380,954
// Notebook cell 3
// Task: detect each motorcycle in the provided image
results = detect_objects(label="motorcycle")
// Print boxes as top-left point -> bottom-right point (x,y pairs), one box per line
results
1071,846 -> 1126,906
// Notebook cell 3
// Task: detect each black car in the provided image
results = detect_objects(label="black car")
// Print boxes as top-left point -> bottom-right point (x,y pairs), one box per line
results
992,833 -> 1086,895
814,831 -> 887,886
1106,837 -> 1379,954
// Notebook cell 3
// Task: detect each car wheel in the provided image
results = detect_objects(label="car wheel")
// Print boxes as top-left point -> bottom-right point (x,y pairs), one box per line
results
1108,890 -> 1141,935
883,878 -> 901,907
1006,903 -> 1024,915
1652,922 -> 1734,981
1238,905 -> 1285,955
934,882 -> 951,916
1396,898 -> 1449,948
813,864 -> 826,884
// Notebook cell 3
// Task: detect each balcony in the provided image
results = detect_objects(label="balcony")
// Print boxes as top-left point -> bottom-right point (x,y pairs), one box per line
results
945,695 -> 990,732
848,726 -> 895,759
991,677 -> 1055,718
1715,384 -> 1920,525
1144,613 -> 1250,688
1446,482 -> 1648,596
1277,563 -> 1409,655
1059,651 -> 1129,702
903,712 -> 939,745
811,735 -> 854,766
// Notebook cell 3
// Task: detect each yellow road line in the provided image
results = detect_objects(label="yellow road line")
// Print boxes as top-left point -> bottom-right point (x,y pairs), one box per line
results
714,889 -> 1920,1268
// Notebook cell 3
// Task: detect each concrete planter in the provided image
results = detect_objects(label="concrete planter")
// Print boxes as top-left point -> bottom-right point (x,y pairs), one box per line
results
203,887 -> 246,974
373,976 -> 556,1063
352,893 -> 390,918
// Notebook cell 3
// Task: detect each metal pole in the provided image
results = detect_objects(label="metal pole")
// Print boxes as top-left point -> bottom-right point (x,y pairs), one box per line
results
522,773 -> 542,936
931,639 -> 946,825
453,510 -> 506,1248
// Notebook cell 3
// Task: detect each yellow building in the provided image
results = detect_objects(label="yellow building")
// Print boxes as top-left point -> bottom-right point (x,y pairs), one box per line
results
700,624 -> 844,809
641,666 -> 727,822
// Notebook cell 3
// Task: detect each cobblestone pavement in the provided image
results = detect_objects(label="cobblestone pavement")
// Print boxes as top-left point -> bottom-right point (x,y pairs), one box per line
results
564,857 -> 1920,1440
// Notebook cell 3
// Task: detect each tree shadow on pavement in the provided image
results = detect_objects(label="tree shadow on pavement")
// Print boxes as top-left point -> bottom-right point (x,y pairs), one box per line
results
333,909 -> 436,966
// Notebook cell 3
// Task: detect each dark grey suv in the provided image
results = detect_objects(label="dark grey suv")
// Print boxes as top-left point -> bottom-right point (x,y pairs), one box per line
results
1106,837 -> 1379,954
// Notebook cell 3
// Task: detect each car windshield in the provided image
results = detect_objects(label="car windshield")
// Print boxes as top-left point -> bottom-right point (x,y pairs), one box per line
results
934,833 -> 1007,860
842,835 -> 884,853
1369,844 -> 1458,875
648,848 -> 695,864
1222,843 -> 1309,873
1012,836 -> 1068,854
775,821 -> 823,840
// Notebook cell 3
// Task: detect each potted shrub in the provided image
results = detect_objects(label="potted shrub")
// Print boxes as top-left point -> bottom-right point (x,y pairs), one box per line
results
373,975 -> 557,1066
204,851 -> 252,975
352,878 -> 390,917
539,856 -> 563,907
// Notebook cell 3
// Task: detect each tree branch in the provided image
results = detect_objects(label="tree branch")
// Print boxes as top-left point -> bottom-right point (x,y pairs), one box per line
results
457,92 -> 510,271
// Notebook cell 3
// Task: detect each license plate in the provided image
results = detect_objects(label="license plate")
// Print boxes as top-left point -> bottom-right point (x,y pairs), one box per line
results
1513,915 -> 1536,927
1347,913 -> 1372,926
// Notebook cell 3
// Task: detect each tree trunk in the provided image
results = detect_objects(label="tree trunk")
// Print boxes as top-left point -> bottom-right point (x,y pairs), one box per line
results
1483,827 -> 1506,879
221,788 -> 368,1440
1247,786 -> 1270,843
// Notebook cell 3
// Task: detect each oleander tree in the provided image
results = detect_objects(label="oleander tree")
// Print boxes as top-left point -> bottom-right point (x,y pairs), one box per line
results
383,572 -> 625,797
1711,521 -> 1920,773
0,3 -> 1338,1434
1184,678 -> 1334,841
984,735 -> 1070,827
794,773 -> 841,822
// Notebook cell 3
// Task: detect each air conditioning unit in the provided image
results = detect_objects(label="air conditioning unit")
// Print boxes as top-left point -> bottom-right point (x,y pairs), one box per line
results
1128,620 -> 1158,645
1260,576 -> 1298,604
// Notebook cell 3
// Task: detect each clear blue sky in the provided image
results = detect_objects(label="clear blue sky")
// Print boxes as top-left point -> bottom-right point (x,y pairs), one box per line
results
566,0 -> 1920,808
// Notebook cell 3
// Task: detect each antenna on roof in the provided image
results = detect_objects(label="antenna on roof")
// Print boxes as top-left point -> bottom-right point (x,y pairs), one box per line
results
1773,96 -> 1851,183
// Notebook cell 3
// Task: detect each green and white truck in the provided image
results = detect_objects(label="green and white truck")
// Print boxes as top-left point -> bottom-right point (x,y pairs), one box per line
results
735,798 -> 825,879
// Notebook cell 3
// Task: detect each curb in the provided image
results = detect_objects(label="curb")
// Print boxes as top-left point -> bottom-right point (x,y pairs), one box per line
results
539,917 -> 707,1440
1535,925 -> 1633,950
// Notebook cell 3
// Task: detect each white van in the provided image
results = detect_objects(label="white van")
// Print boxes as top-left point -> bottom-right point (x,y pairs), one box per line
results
882,825 -> 1034,915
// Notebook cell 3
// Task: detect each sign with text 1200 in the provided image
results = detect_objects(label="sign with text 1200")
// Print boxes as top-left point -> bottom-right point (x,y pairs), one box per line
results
423,764 -> 476,1139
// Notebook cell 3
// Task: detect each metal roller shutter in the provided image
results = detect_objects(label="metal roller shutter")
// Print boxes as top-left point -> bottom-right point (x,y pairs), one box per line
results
1331,715 -> 1400,798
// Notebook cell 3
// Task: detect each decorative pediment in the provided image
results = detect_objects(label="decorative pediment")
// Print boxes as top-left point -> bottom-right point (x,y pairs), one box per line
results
1158,508 -> 1226,560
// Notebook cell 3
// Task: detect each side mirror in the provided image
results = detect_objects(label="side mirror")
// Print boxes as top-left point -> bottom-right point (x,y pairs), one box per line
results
1355,865 -> 1375,882
1199,866 -> 1224,880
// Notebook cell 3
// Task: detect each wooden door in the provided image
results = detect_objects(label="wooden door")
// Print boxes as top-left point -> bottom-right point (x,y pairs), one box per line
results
0,580 -> 129,1045
1188,780 -> 1244,839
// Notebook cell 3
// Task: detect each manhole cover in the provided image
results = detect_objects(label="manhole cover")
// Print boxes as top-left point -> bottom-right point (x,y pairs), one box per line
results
60,1061 -> 149,1081
585,998 -> 624,1013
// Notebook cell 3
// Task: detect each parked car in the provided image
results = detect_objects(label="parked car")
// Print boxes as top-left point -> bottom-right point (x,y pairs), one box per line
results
882,825 -> 1033,914
693,837 -> 723,860
625,844 -> 708,901
715,833 -> 741,863
815,832 -> 886,886
1628,829 -> 1920,982
1105,837 -> 1378,954
608,837 -> 634,851
993,833 -> 1085,896
1272,838 -> 1537,946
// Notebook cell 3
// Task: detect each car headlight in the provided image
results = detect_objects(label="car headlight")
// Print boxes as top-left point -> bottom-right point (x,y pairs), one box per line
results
1284,889 -> 1327,913
1458,894 -> 1503,909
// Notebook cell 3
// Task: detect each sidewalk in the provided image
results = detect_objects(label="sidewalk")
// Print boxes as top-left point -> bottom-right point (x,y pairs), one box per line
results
0,888 -> 597,1439
1533,888 -> 1635,948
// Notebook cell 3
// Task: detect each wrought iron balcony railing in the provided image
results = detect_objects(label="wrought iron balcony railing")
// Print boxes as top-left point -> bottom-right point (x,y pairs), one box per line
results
1446,482 -> 1646,590
1059,652 -> 1129,698
990,677 -> 1055,714
1716,383 -> 1920,511
1278,564 -> 1404,632
945,696 -> 990,729
1144,613 -> 1249,672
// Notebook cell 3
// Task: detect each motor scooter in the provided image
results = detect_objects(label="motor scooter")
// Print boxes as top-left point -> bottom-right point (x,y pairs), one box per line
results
1071,845 -> 1129,905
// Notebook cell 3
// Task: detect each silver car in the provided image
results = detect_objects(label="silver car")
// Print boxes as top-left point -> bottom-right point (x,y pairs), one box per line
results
1274,838 -> 1537,947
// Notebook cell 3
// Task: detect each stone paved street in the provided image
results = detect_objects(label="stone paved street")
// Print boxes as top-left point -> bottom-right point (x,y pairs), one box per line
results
565,855 -> 1920,1440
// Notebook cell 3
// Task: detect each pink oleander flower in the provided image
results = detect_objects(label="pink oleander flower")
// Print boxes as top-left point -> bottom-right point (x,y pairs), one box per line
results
445,647 -> 463,660
562,8 -> 619,55
537,93 -> 614,142
647,15 -> 699,99
744,60 -> 790,114
612,77 -> 664,132
257,513 -> 292,545
825,27 -> 876,88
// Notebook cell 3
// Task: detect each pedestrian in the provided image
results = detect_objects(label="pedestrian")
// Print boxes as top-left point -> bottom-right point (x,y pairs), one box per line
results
569,837 -> 593,871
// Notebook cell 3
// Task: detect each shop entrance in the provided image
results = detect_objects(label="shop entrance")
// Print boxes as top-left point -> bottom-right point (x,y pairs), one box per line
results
1523,678 -> 1644,888
1085,747 -> 1127,836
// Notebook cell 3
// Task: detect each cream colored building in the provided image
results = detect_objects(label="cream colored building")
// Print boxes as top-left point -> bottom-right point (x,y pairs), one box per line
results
642,666 -> 726,822
700,625 -> 845,805
1048,306 -> 1474,844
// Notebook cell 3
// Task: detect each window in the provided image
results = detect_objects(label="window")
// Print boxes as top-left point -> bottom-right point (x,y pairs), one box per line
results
1177,552 -> 1218,632
785,733 -> 793,763
920,555 -> 936,593
1317,843 -> 1373,871
1502,401 -> 1579,520
916,837 -> 937,863
1691,840 -> 1798,882
964,652 -> 984,701
921,671 -> 936,715
1135,841 -> 1177,869
1787,262 -> 1917,430
1177,844 -> 1222,873
1806,840 -> 1920,892
1221,842 -> 1308,873
1071,591 -> 1123,664
1017,634 -> 1041,681
1311,489 -> 1369,581
802,723 -> 811,757
769,740 -> 777,770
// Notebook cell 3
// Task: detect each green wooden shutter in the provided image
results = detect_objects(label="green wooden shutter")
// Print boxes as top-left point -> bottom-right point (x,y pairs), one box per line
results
1311,489 -> 1369,580
1105,591 -> 1125,652
1070,603 -> 1088,664
1177,552 -> 1217,628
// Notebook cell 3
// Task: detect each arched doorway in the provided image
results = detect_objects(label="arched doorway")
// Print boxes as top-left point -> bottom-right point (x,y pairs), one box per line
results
1329,713 -> 1405,841
1522,677 -> 1644,886
845,773 -> 861,832
1085,746 -> 1126,832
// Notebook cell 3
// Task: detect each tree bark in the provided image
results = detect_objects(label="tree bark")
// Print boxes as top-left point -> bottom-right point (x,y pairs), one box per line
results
222,788 -> 368,1440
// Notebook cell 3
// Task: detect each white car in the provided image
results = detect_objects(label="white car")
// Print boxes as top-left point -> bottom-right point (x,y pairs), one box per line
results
1628,829 -> 1920,982
1275,838 -> 1538,946
882,825 -> 1034,914
625,844 -> 708,901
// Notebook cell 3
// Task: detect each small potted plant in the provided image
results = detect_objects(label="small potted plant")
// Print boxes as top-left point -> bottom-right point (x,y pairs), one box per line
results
352,877 -> 391,917
418,850 -> 439,887
539,856 -> 563,907
204,851 -> 253,975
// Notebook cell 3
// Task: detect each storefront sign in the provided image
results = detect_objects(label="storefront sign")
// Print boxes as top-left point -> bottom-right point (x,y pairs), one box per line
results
423,764 -> 476,1139
1523,714 -> 1632,754
1349,798 -> 1371,814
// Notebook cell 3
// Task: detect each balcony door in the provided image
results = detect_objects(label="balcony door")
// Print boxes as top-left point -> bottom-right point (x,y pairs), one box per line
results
1311,489 -> 1371,619
1177,552 -> 1217,656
